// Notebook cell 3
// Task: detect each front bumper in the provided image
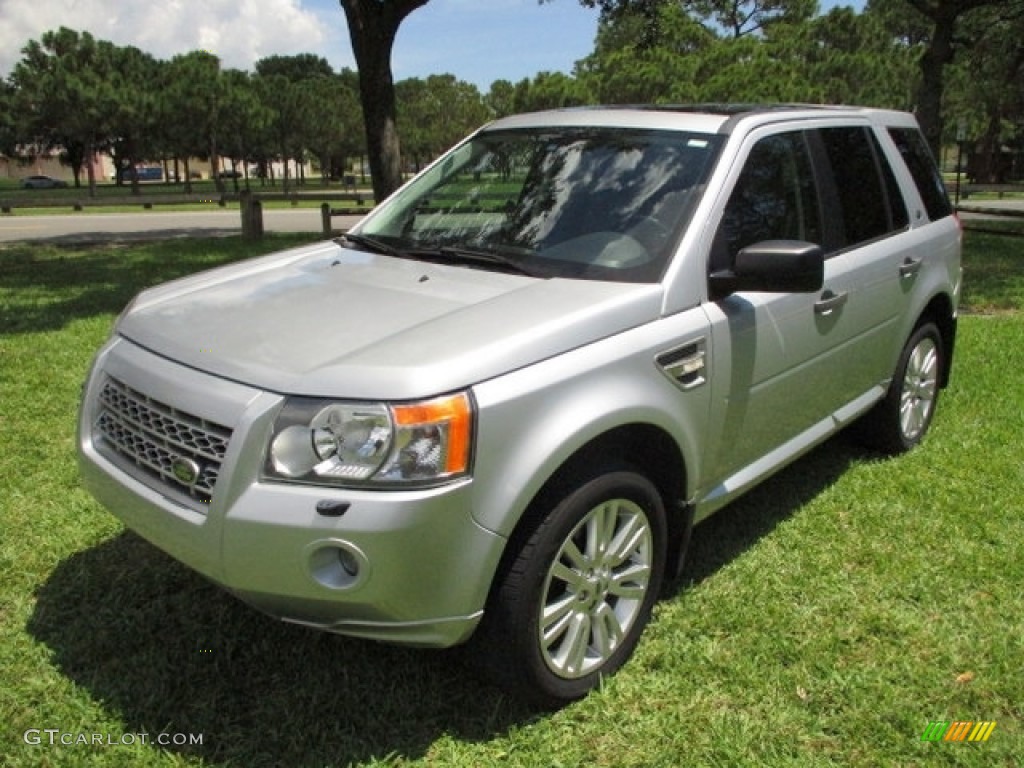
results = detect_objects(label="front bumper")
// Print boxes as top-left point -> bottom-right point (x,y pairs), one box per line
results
77,337 -> 506,647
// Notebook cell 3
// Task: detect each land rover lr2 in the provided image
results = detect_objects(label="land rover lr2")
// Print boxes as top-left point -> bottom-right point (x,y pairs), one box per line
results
79,105 -> 961,706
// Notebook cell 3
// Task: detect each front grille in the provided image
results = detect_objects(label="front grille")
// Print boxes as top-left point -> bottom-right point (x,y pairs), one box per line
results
94,376 -> 233,507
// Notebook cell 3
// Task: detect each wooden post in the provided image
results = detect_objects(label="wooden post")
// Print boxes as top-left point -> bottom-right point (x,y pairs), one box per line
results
321,202 -> 332,237
240,190 -> 264,240
239,189 -> 250,237
250,199 -> 263,240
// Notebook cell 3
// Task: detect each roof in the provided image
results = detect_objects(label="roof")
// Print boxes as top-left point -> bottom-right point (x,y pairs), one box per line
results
485,104 -> 918,135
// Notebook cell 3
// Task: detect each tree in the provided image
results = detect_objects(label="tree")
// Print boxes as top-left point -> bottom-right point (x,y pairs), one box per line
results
303,72 -> 363,183
338,0 -> 430,201
576,0 -> 878,105
557,0 -> 665,46
510,72 -> 592,113
689,0 -> 818,38
551,0 -> 815,44
107,45 -> 161,195
874,0 -> 1017,155
944,3 -> 1024,180
0,81 -> 18,158
162,51 -> 225,193
772,7 -> 917,107
575,2 -> 712,102
485,80 -> 518,119
397,75 -> 488,170
10,27 -> 117,193
218,69 -> 272,190
255,55 -> 337,190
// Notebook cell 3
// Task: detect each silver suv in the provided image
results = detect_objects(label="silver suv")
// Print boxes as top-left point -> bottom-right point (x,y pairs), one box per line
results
78,105 -> 961,706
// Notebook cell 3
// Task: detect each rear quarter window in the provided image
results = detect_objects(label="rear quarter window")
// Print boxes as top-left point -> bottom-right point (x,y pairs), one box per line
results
888,127 -> 953,221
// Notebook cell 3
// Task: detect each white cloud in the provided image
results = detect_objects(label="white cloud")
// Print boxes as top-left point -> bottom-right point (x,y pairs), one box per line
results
0,0 -> 333,76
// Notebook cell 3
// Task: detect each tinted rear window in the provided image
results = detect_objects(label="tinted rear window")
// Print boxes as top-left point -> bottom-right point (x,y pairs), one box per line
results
888,127 -> 953,221
819,127 -> 908,247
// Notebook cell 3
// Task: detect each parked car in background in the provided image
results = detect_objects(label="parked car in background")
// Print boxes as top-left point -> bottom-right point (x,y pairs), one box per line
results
115,166 -> 164,183
20,175 -> 68,189
79,104 -> 961,707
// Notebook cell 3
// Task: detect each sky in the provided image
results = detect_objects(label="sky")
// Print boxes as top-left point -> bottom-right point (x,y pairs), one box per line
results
0,0 -> 866,92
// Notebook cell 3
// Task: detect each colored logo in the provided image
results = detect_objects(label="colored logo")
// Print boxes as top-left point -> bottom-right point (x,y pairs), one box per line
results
921,721 -> 996,742
171,456 -> 201,487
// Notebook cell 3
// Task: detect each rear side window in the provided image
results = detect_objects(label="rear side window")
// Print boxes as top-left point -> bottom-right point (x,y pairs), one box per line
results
888,127 -> 953,221
818,127 -> 908,247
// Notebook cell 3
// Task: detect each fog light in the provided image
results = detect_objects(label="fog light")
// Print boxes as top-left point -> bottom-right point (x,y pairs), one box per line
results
306,540 -> 368,590
337,547 -> 359,577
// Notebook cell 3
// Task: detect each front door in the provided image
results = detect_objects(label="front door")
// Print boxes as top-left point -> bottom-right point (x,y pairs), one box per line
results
700,127 -> 861,499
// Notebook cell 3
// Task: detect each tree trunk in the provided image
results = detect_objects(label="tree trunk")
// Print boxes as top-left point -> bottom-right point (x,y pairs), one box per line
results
914,8 -> 957,159
978,110 -> 1002,183
85,139 -> 96,198
281,142 -> 290,193
127,139 -> 140,196
340,0 -> 430,202
907,0 -> 1006,160
210,137 -> 225,196
65,141 -> 85,189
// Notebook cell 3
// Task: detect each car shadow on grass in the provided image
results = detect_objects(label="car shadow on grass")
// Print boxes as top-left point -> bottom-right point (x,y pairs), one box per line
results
673,433 -> 862,589
27,435 -> 864,766
27,530 -> 539,766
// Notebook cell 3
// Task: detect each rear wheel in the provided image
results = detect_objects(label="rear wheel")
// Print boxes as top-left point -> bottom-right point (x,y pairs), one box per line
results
856,321 -> 944,454
474,468 -> 667,707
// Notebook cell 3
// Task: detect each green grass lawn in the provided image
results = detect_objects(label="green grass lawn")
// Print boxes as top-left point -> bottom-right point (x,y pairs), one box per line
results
1,232 -> 1022,767
0,177 -> 376,215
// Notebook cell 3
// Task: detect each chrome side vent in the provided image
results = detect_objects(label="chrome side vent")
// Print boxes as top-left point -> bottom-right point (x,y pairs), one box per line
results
656,339 -> 707,390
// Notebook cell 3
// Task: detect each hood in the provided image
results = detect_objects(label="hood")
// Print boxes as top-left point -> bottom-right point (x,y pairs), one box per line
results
118,241 -> 663,399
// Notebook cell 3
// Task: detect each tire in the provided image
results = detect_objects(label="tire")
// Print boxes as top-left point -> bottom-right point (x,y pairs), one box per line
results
856,321 -> 944,454
473,468 -> 667,707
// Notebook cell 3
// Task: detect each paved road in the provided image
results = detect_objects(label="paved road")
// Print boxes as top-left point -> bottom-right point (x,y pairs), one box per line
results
0,208 -> 367,244
2,200 -> 1019,245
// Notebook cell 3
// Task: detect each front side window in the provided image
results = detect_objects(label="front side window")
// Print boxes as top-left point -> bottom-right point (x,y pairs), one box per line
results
357,127 -> 724,282
711,131 -> 821,272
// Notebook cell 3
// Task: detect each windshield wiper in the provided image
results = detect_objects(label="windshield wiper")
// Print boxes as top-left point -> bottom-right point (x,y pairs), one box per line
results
339,232 -> 404,257
341,234 -> 545,278
410,245 -> 547,278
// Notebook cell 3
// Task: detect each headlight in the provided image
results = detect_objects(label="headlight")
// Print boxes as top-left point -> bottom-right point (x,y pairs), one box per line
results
264,392 -> 473,487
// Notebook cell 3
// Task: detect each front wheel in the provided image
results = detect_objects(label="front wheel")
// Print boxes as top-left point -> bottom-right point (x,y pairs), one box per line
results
473,468 -> 667,707
855,321 -> 944,454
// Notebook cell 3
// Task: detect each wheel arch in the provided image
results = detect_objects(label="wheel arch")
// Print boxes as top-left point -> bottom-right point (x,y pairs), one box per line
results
915,292 -> 956,388
486,422 -> 691,604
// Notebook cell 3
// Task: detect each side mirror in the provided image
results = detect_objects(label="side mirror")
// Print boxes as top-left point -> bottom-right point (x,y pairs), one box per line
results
709,240 -> 824,297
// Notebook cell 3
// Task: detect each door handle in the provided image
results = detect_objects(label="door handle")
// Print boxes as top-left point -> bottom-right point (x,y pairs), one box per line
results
899,256 -> 923,278
814,289 -> 848,316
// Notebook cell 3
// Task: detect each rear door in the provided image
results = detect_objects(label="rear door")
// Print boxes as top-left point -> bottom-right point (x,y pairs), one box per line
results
808,124 -> 915,398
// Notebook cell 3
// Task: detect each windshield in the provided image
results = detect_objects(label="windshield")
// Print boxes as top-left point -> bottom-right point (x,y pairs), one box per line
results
354,127 -> 724,282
